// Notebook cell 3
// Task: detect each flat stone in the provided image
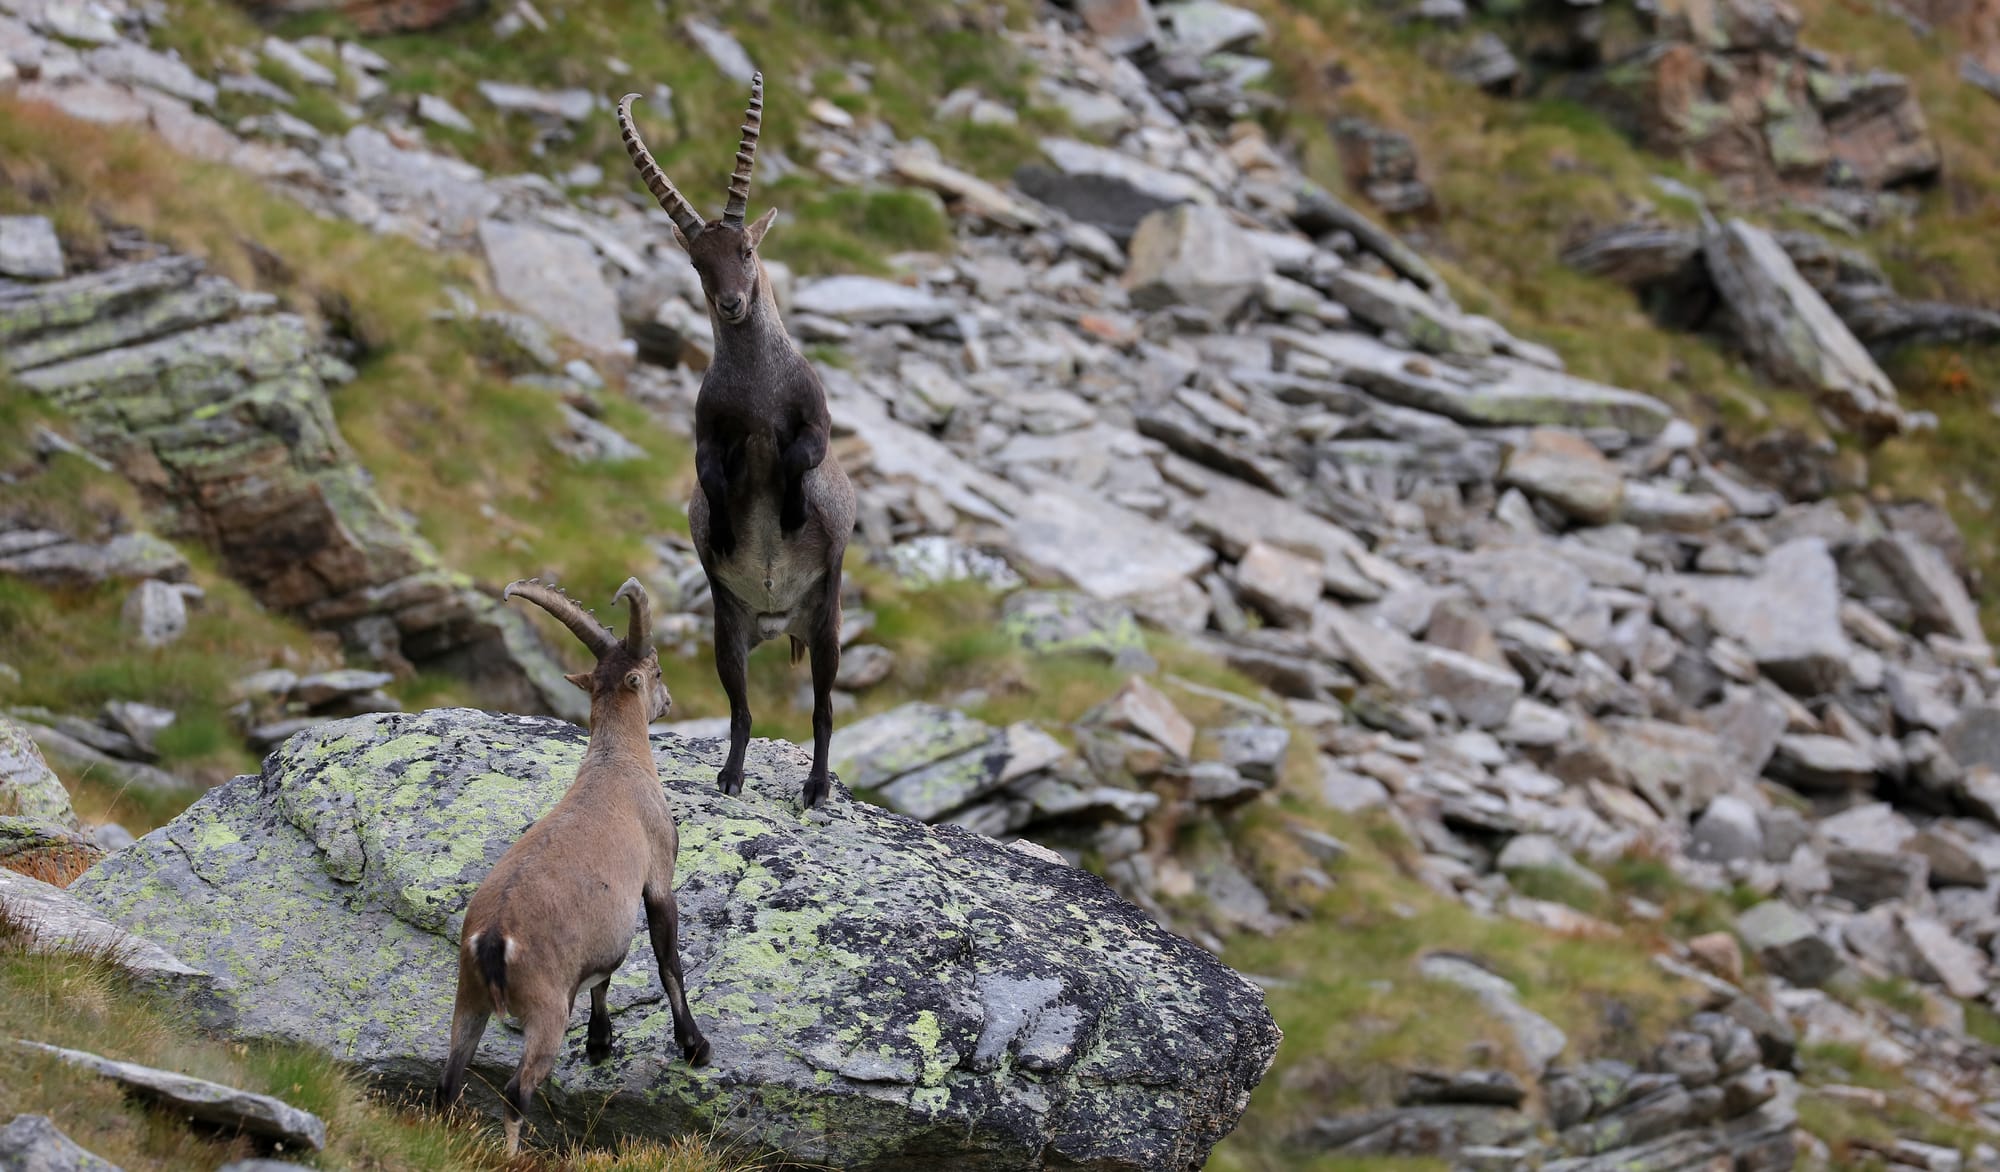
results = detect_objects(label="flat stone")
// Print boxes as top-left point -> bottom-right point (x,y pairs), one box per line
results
998,591 -> 1147,664
120,578 -> 187,648
1417,954 -> 1567,1074
1703,219 -> 1903,439
1737,901 -> 1840,986
1848,533 -> 1987,651
1159,0 -> 1267,55
0,1114 -> 120,1171
291,669 -> 396,708
1904,914 -> 1988,998
1769,734 -> 1876,792
20,1041 -> 326,1150
1420,646 -> 1522,729
415,93 -> 475,134
1827,847 -> 1927,908
1095,676 -> 1195,761
1690,795 -> 1763,863
1683,538 -> 1853,695
0,216 -> 63,280
1005,478 -> 1215,603
792,275 -> 956,325
261,37 -> 336,87
1123,203 -> 1271,318
891,148 -> 1047,230
83,43 -> 217,107
0,869 -> 211,997
1816,801 -> 1914,853
474,80 -> 594,122
1324,267 -> 1489,357
830,703 -> 995,791
477,219 -> 622,352
1500,429 -> 1625,524
0,531 -> 188,587
1235,541 -> 1322,627
1072,0 -> 1161,52
681,16 -> 756,83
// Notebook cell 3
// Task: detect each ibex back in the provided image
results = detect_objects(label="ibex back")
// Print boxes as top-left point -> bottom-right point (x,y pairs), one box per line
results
619,76 -> 856,807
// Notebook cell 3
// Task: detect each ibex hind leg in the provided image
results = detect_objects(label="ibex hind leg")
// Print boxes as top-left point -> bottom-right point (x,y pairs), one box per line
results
500,1008 -> 564,1157
802,575 -> 842,808
586,981 -> 613,1064
710,596 -> 753,796
436,970 -> 490,1111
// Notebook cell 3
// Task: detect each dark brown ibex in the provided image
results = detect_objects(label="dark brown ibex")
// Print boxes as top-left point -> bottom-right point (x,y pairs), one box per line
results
437,578 -> 708,1155
619,76 -> 856,808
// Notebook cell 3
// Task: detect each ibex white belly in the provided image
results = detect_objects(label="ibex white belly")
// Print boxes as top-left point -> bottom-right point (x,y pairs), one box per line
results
712,489 -> 820,644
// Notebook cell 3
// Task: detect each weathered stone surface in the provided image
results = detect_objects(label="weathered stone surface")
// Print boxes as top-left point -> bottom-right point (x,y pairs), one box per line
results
0,531 -> 188,587
0,215 -> 64,280
1690,795 -> 1763,863
1421,646 -> 1522,729
1095,676 -> 1196,760
1418,954 -> 1567,1074
71,710 -> 1279,1169
1704,220 -> 1903,439
1123,204 -> 1271,318
1846,533 -> 1987,650
1235,541 -> 1323,627
478,218 -> 622,352
1500,429 -> 1625,525
1000,591 -> 1147,664
1826,847 -> 1927,908
1903,914 -> 1989,998
0,716 -> 74,827
120,578 -> 187,648
0,1114 -> 120,1172
1684,538 -> 1852,694
1769,734 -> 1876,792
20,1042 -> 325,1150
0,868 -> 214,1001
681,16 -> 756,83
1005,478 -> 1215,602
1073,0 -> 1161,52
1738,901 -> 1840,986
1324,268 -> 1486,357
792,276 -> 957,326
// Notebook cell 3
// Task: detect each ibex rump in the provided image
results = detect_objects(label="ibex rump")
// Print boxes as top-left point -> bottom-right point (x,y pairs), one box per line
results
620,75 -> 856,808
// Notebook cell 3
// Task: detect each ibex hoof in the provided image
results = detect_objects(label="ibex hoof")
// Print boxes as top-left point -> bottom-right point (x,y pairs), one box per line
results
684,1036 -> 712,1067
802,774 -> 831,808
587,1037 -> 612,1064
717,768 -> 744,797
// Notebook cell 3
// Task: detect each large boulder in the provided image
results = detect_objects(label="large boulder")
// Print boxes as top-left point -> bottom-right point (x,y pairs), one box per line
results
1123,204 -> 1272,318
0,715 -> 75,827
69,709 -> 1279,1170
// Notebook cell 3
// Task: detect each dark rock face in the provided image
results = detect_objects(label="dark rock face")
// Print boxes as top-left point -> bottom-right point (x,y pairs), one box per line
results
70,709 -> 1281,1171
0,255 -> 582,721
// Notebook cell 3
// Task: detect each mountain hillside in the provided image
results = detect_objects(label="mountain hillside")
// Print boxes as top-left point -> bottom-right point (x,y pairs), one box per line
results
3,0 -> 2000,1167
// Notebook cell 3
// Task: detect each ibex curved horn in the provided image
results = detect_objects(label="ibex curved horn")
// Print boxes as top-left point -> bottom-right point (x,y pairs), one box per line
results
503,579 -> 617,659
617,94 -> 705,238
613,576 -> 652,657
721,72 -> 763,228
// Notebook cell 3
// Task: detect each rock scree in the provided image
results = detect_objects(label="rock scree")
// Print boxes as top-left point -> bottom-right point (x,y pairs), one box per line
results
68,708 -> 1280,1170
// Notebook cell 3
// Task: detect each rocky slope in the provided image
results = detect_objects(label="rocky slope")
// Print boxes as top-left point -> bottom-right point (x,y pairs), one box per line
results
3,0 -> 2000,1168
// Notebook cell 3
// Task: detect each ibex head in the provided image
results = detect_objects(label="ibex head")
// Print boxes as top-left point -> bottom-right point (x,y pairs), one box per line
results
619,75 -> 775,326
504,577 -> 672,721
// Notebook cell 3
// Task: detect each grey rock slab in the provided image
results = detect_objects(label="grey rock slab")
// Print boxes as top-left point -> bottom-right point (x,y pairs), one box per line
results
1094,676 -> 1195,761
414,93 -> 474,134
1158,0 -> 1267,55
999,591 -> 1147,664
260,37 -> 335,86
1849,533 -> 1987,650
1768,734 -> 1876,792
0,716 -> 74,827
120,579 -> 186,648
1691,795 -> 1764,863
1499,429 -> 1624,524
290,669 -> 395,708
477,219 -> 622,352
1827,847 -> 1927,908
0,531 -> 188,588
1020,139 -> 1211,240
1737,901 -> 1841,986
70,710 -> 1279,1169
18,723 -> 184,795
0,869 -> 210,997
1004,476 -> 1215,602
1944,706 -> 2000,772
1323,268 -> 1490,358
829,703 -> 995,791
792,275 -> 956,325
82,44 -> 216,108
1682,538 -> 1853,695
1417,955 -> 1566,1074
1903,914 -> 1989,998
17,1042 -> 325,1151
1703,219 -> 1903,439
1234,541 -> 1322,627
681,16 -> 756,83
1072,0 -> 1161,52
0,216 -> 63,280
1420,646 -> 1522,730
474,80 -> 594,122
0,1114 -> 120,1171
1123,203 -> 1271,318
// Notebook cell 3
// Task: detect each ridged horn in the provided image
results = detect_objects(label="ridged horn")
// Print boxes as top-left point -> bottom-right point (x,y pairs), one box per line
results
721,72 -> 763,227
612,576 -> 652,657
617,94 -> 705,236
503,578 -> 617,659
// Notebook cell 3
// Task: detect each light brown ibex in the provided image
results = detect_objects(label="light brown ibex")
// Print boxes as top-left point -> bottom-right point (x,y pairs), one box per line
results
619,75 -> 857,808
436,577 -> 709,1155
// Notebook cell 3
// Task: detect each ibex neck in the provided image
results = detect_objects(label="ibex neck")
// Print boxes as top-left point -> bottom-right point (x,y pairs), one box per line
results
710,275 -> 794,370
584,694 -> 654,765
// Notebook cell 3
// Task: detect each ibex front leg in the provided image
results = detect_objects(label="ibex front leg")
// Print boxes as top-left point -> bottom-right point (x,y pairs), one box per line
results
777,420 -> 827,534
696,441 -> 738,559
712,595 -> 754,797
644,886 -> 710,1065
803,574 -> 842,808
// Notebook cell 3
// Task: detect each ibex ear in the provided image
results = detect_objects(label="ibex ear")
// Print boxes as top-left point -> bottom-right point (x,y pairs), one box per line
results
624,670 -> 645,692
669,220 -> 695,254
745,207 -> 778,249
565,671 -> 592,692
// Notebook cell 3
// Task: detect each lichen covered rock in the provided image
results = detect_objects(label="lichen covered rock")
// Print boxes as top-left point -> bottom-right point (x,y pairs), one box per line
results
70,708 -> 1279,1170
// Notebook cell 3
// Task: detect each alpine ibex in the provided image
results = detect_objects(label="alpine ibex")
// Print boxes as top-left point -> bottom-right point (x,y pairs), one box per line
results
619,76 -> 857,808
436,578 -> 709,1156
